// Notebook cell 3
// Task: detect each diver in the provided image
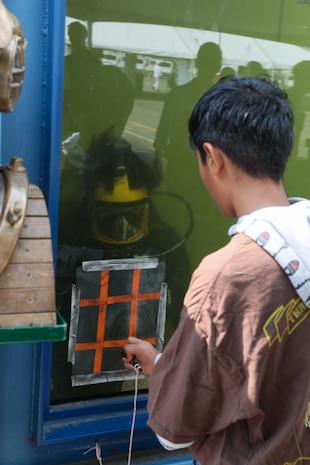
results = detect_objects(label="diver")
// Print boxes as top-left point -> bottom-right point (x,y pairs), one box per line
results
53,144 -> 192,402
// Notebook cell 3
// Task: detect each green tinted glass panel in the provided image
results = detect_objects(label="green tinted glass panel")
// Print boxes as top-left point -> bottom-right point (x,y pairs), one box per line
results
52,0 -> 310,403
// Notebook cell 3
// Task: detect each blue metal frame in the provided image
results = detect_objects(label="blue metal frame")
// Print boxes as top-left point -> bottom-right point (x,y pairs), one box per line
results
0,0 -> 192,462
32,343 -> 192,464
31,1 -> 192,463
32,341 -> 192,464
28,0 -> 159,460
29,0 -> 158,460
32,344 -> 156,459
41,0 -> 65,261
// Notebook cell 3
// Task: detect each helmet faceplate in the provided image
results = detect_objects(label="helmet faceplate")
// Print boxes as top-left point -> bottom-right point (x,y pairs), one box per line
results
91,173 -> 149,245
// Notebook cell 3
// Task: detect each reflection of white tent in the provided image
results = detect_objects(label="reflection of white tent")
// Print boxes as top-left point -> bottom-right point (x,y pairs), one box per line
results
89,22 -> 310,70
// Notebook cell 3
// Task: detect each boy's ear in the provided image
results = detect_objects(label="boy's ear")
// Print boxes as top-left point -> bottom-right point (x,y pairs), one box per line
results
202,142 -> 224,174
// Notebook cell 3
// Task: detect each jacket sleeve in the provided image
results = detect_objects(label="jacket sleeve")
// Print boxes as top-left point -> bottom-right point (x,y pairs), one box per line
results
147,305 -> 245,445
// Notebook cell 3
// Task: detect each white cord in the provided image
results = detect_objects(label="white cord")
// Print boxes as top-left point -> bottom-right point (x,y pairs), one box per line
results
127,368 -> 140,465
83,439 -> 103,465
95,439 -> 103,465
83,368 -> 140,465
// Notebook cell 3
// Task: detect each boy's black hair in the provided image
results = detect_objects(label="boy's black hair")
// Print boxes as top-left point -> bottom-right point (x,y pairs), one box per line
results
189,76 -> 294,181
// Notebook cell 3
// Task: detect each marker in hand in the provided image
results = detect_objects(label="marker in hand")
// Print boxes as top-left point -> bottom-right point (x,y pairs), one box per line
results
120,349 -> 143,373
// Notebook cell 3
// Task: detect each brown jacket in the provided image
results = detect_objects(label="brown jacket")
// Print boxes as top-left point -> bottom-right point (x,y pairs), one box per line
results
148,234 -> 310,465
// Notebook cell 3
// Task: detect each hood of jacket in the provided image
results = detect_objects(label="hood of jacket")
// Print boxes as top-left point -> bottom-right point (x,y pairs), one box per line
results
228,198 -> 310,308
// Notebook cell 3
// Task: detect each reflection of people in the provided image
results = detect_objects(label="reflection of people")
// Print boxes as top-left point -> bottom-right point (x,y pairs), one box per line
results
65,21 -> 96,67
63,21 -> 101,134
287,61 -> 310,156
285,61 -> 310,198
244,60 -> 266,77
123,77 -> 310,465
155,42 -> 222,160
154,42 -> 224,269
218,66 -> 235,79
153,60 -> 162,91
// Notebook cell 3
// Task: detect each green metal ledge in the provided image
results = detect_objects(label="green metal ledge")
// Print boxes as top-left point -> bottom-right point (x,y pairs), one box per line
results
0,310 -> 67,344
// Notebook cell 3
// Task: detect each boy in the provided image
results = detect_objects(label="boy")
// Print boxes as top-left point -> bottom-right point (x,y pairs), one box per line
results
123,77 -> 310,465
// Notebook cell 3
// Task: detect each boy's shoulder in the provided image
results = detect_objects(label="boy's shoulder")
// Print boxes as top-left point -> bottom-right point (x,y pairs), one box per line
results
196,233 -> 267,278
184,233 -> 286,311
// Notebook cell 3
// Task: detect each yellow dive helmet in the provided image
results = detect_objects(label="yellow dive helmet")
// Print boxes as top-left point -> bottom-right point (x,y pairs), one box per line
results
0,1 -> 26,112
91,172 -> 149,245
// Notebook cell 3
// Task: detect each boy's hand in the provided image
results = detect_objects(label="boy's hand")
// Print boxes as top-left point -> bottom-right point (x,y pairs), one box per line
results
122,336 -> 160,376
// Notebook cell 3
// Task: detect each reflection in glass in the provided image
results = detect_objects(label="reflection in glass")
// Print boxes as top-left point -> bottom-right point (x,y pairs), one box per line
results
52,1 -> 310,404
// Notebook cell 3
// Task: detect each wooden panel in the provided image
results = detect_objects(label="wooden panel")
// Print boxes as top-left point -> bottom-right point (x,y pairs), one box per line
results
19,216 -> 51,239
0,312 -> 56,327
0,181 -> 57,328
0,288 -> 55,314
10,239 -> 53,264
28,184 -> 44,199
26,197 -> 49,216
0,263 -> 55,289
